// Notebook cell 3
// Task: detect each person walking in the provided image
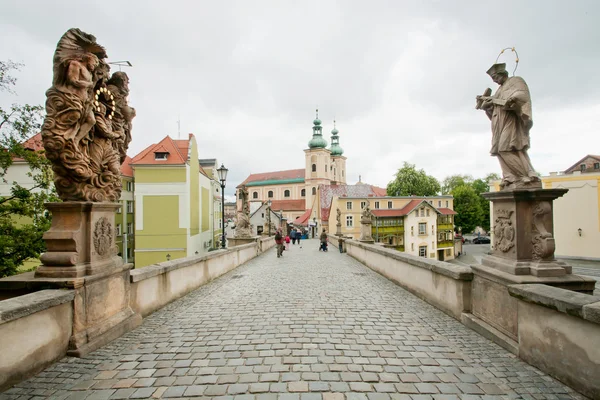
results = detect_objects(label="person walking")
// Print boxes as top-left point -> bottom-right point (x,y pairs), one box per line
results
290,228 -> 296,245
285,233 -> 291,250
275,229 -> 284,258
297,229 -> 302,246
319,228 -> 328,252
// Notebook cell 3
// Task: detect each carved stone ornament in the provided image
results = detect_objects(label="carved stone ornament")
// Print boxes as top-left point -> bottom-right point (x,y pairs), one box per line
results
41,28 -> 135,202
493,209 -> 515,252
235,186 -> 252,237
531,201 -> 555,260
93,217 -> 113,256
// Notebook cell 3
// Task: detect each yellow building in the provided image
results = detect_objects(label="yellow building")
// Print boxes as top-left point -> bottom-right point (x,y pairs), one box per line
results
237,110 -> 347,222
115,156 -> 135,263
131,134 -> 217,267
326,195 -> 456,261
542,155 -> 600,260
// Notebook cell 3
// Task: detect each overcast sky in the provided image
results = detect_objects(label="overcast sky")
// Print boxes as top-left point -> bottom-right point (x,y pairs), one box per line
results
1,0 -> 599,197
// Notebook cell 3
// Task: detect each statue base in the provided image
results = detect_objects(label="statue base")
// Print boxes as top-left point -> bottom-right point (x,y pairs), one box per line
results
31,202 -> 140,356
336,223 -> 342,236
467,189 -> 596,353
228,236 -> 258,247
359,222 -> 374,243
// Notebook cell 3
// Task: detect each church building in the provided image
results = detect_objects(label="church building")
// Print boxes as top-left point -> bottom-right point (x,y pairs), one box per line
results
237,110 -> 347,221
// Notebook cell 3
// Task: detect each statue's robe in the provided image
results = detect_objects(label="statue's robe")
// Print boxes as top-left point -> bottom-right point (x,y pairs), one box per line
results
488,76 -> 538,187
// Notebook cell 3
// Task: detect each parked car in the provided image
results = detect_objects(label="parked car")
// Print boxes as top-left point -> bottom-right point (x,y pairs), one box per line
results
472,236 -> 491,244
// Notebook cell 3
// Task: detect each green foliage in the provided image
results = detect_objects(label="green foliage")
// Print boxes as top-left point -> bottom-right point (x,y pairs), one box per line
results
387,162 -> 441,197
452,185 -> 483,234
441,174 -> 473,195
0,60 -> 58,277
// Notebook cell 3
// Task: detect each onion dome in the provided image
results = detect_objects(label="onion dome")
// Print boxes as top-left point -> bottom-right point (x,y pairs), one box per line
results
330,120 -> 344,156
308,108 -> 327,149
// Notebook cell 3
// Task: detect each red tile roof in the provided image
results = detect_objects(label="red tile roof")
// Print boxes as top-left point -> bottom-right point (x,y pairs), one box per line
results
22,133 -> 44,152
238,169 -> 305,187
320,184 -> 388,221
120,155 -> 133,177
270,199 -> 306,211
372,186 -> 387,196
131,135 -> 189,165
438,208 -> 457,215
293,208 -> 312,226
371,209 -> 408,217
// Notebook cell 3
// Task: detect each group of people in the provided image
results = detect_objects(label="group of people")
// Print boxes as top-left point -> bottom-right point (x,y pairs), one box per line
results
274,227 -> 306,258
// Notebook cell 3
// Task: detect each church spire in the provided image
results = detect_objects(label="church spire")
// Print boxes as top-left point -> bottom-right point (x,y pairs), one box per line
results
308,108 -> 327,149
329,119 -> 344,156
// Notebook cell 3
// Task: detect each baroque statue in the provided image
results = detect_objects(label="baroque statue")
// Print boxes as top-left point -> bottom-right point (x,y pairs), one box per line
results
235,186 -> 252,237
41,28 -> 135,202
336,207 -> 341,225
476,62 -> 540,190
361,201 -> 373,223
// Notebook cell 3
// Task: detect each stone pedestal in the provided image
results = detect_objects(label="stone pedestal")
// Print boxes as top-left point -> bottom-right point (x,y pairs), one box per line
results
336,223 -> 342,236
467,189 -> 596,353
228,236 -> 258,247
359,220 -> 374,243
29,202 -> 140,356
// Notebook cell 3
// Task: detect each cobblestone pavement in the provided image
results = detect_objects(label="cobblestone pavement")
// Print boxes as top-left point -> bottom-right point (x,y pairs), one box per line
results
1,240 -> 587,400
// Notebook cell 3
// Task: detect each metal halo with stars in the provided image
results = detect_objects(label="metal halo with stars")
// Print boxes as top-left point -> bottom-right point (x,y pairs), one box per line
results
94,87 -> 116,119
495,47 -> 520,76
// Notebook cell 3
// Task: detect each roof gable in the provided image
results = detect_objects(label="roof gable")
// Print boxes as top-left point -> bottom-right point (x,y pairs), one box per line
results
564,154 -> 600,174
131,135 -> 188,166
320,184 -> 388,221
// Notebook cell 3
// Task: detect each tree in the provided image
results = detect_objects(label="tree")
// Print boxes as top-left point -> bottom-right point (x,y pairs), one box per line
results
0,60 -> 58,277
441,174 -> 473,195
452,185 -> 483,234
387,162 -> 440,197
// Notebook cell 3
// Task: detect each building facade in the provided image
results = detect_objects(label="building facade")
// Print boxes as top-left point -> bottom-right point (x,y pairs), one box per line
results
327,195 -> 456,261
131,134 -> 217,267
116,156 -> 135,263
237,111 -> 347,221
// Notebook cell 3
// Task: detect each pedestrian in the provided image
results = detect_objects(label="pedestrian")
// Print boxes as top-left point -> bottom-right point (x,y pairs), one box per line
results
275,229 -> 284,258
291,228 -> 296,245
285,233 -> 291,250
319,228 -> 328,252
297,229 -> 302,245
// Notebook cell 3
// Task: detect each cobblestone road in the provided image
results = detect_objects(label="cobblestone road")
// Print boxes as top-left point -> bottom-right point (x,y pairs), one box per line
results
1,240 -> 587,400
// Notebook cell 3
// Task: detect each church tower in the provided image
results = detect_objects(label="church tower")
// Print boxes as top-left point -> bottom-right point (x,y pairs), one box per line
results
329,120 -> 347,184
304,109 -> 332,202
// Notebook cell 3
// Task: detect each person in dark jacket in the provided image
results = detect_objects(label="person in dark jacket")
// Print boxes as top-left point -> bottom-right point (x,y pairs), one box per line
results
275,229 -> 284,257
319,228 -> 328,251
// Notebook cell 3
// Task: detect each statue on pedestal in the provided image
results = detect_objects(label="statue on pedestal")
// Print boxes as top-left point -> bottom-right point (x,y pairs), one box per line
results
476,62 -> 540,190
359,201 -> 374,243
335,207 -> 342,236
235,186 -> 252,238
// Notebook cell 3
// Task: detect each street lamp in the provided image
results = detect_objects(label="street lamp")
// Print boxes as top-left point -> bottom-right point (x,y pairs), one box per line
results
217,164 -> 228,249
267,199 -> 272,236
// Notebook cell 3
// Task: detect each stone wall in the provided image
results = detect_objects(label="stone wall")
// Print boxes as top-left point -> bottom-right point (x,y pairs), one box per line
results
509,284 -> 600,400
335,237 -> 473,320
0,290 -> 74,391
131,239 -> 274,317
0,237 -> 274,392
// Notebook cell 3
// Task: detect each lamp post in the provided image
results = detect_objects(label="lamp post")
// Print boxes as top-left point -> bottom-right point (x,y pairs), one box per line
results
217,164 -> 228,249
267,199 -> 272,236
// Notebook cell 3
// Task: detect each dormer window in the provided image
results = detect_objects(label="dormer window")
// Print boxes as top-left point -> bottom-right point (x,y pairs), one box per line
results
155,152 -> 168,160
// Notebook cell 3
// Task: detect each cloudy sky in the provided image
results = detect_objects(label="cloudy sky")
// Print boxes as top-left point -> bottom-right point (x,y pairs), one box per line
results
1,0 -> 598,197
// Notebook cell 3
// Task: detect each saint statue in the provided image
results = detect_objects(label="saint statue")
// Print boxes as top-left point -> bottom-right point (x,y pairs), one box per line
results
336,207 -> 341,224
476,63 -> 540,190
361,201 -> 373,223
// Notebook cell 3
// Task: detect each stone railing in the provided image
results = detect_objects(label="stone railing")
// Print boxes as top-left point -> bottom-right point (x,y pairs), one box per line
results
508,284 -> 600,399
0,236 -> 274,392
331,236 -> 600,399
332,236 -> 472,319
0,290 -> 74,390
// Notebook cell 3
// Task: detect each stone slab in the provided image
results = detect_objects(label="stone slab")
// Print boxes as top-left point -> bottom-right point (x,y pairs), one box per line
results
509,284 -> 600,320
0,289 -> 74,324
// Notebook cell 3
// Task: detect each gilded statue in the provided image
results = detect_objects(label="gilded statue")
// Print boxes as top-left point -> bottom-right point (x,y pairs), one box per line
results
41,28 -> 135,202
476,63 -> 540,190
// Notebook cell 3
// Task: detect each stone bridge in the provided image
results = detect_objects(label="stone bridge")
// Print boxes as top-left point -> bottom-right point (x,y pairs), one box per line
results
1,237 -> 599,399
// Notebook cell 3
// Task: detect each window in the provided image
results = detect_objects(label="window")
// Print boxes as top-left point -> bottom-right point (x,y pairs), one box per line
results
415,210 -> 419,217
312,164 -> 316,172
595,163 -> 600,170
360,201 -> 366,209
126,201 -> 132,213
127,181 -> 134,192
312,187 -> 316,195
127,222 -> 133,235
117,207 -> 122,214
580,164 -> 586,171
387,201 -> 392,209
284,190 -> 290,198
446,201 -> 449,207
411,243 -> 414,251
419,246 -> 427,258
253,192 -> 258,199
301,189 -> 306,197
438,200 -> 441,207
446,249 -> 452,256
325,165 -> 327,172
154,152 -> 168,160
346,202 -> 352,210
420,208 -> 425,217
375,201 -> 380,209
261,213 -> 264,218
418,222 -> 427,235
268,191 -> 274,198
116,224 -> 122,236
411,226 -> 414,236
346,215 -> 353,227
426,209 -> 430,217
431,224 -> 434,234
